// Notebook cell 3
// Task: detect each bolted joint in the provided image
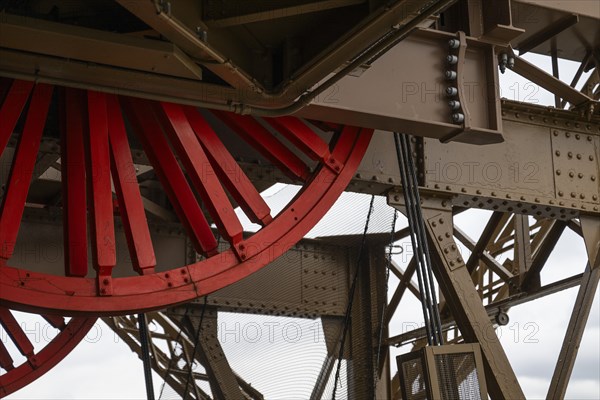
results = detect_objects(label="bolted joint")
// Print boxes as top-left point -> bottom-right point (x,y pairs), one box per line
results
446,87 -> 458,97
445,70 -> 457,80
452,113 -> 465,124
448,39 -> 460,49
498,53 -> 508,74
448,100 -> 461,111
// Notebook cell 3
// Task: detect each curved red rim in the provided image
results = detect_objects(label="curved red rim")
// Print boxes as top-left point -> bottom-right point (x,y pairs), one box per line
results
0,79 -> 373,316
0,309 -> 95,397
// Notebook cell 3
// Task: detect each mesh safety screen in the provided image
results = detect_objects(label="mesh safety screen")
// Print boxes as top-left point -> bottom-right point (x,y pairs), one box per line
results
401,357 -> 428,400
434,352 -> 481,400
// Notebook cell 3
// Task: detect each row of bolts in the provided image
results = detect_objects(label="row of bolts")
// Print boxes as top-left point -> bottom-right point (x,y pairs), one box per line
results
444,37 -> 515,124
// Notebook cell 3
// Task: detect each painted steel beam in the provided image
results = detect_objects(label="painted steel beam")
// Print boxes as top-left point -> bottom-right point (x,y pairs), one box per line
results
348,246 -> 389,399
396,198 -> 525,399
547,216 -> 599,399
517,14 -> 579,55
512,56 -> 595,108
299,29 -> 504,145
107,310 -> 266,400
170,306 -> 244,400
189,238 -> 350,317
352,102 -> 600,219
0,14 -> 202,80
204,0 -> 366,28
116,0 -> 455,103
547,264 -> 600,399
453,227 -> 514,282
386,272 -> 583,347
15,208 -> 353,318
11,96 -> 600,221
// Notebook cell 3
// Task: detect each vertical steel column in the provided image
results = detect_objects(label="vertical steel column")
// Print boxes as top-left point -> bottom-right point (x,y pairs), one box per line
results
513,214 -> 534,293
547,215 -> 600,399
416,199 -> 525,399
348,245 -> 390,399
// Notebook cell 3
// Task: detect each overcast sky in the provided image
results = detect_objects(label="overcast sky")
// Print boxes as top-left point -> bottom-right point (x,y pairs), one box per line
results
2,53 -> 599,399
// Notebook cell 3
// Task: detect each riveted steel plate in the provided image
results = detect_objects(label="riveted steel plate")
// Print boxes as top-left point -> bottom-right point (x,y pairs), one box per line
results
551,130 -> 600,205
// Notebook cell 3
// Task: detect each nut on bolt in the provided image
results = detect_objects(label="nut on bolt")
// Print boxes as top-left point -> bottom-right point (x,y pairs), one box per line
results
448,39 -> 460,49
448,100 -> 461,110
495,312 -> 510,326
446,55 -> 458,64
452,113 -> 465,123
507,56 -> 515,70
446,87 -> 458,97
445,70 -> 457,80
499,53 -> 508,74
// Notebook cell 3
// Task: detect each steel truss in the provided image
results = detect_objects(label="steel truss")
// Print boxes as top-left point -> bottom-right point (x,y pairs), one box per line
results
0,0 -> 599,398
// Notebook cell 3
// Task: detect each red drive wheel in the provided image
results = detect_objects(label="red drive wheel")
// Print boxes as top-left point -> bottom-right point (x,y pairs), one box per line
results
0,79 -> 373,315
0,307 -> 95,397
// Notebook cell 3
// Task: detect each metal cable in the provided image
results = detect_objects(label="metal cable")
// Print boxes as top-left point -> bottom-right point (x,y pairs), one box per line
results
138,313 -> 156,400
332,194 -> 376,399
375,209 -> 399,377
394,132 -> 444,346
393,133 -> 436,345
399,134 -> 444,344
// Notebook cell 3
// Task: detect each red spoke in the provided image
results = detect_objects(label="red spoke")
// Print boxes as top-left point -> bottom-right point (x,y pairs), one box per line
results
0,80 -> 372,316
85,91 -> 116,283
41,315 -> 66,330
0,84 -> 53,260
183,106 -> 272,226
61,88 -> 88,277
0,339 -> 14,371
0,309 -> 94,396
0,80 -> 34,155
157,102 -> 243,245
122,98 -> 218,257
0,78 -> 13,104
265,116 -> 330,161
0,307 -> 34,362
107,95 -> 156,275
212,111 -> 310,182
307,120 -> 342,132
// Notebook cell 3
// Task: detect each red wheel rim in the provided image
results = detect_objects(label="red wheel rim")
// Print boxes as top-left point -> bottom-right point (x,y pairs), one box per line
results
0,79 -> 372,316
0,307 -> 95,397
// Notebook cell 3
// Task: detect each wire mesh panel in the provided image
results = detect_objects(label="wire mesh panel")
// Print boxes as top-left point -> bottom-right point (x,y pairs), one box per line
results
399,354 -> 429,400
397,344 -> 487,400
434,352 -> 481,400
